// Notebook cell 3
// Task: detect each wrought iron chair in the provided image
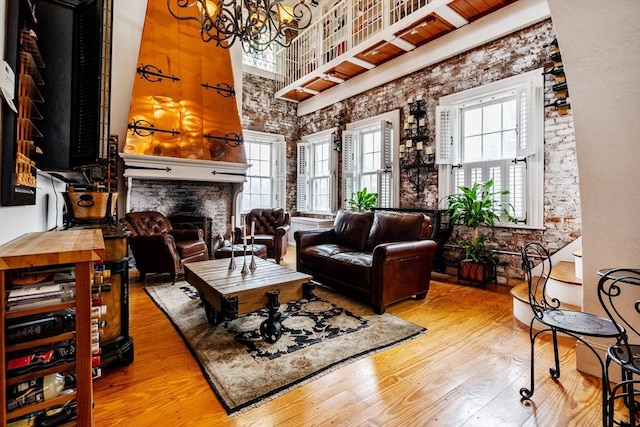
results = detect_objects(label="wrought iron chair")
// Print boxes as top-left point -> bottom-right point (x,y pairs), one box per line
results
597,268 -> 640,427
519,242 -> 621,425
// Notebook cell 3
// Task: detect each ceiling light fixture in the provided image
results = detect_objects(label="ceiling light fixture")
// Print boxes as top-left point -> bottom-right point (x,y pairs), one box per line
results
167,0 -> 315,52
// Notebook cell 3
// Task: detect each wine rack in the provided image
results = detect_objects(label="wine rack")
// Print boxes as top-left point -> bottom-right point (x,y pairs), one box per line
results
1,230 -> 105,426
544,38 -> 570,115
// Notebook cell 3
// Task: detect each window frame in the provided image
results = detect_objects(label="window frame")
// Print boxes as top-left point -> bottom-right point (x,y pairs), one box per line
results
241,130 -> 286,212
436,68 -> 545,229
297,129 -> 337,214
343,109 -> 400,209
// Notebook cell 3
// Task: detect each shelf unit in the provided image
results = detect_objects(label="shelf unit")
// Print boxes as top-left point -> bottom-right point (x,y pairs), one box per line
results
1,230 -> 105,426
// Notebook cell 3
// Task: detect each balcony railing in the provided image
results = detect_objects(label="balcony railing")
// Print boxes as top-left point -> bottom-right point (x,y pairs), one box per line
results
275,0 -> 431,93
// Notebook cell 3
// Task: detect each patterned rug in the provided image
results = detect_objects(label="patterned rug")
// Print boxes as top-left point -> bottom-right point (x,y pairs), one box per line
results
145,281 -> 427,415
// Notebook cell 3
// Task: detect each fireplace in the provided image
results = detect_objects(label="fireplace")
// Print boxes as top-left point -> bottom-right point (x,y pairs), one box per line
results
169,212 -> 214,255
126,178 -> 242,247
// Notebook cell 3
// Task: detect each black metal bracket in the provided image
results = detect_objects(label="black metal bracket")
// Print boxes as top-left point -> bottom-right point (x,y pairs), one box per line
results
124,165 -> 172,172
512,157 -> 528,166
127,119 -> 180,138
211,170 -> 246,177
203,132 -> 243,147
201,82 -> 235,97
401,150 -> 435,194
136,64 -> 180,83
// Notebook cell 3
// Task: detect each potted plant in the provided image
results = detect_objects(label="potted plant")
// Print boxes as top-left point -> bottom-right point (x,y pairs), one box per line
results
445,180 -> 515,286
347,187 -> 378,211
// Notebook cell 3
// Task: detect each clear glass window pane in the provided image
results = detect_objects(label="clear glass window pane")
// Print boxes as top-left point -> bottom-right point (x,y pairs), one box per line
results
503,99 -> 517,129
464,136 -> 482,162
464,108 -> 482,136
503,130 -> 517,158
483,133 -> 501,160
482,103 -> 502,133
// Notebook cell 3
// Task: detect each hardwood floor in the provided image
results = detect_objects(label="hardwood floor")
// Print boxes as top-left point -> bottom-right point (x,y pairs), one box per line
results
93,252 -> 612,426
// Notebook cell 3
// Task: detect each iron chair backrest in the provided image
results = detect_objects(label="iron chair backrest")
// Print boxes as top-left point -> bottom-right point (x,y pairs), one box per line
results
597,268 -> 640,374
521,242 -> 559,318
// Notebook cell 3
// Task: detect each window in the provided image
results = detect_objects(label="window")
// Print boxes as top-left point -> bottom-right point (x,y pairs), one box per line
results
241,130 -> 286,211
343,110 -> 399,209
242,35 -> 278,77
297,130 -> 336,213
436,68 -> 544,227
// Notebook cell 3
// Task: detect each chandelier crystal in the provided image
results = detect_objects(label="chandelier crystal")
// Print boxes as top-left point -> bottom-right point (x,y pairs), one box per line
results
167,0 -> 315,52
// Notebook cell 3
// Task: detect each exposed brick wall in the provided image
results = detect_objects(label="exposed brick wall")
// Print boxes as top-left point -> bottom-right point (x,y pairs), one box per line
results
240,19 -> 581,283
241,73 -> 300,211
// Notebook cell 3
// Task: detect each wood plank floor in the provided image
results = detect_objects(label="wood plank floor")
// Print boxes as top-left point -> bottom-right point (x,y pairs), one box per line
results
93,252 -> 614,426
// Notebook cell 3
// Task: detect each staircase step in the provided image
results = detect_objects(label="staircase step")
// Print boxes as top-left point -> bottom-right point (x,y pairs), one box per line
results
511,280 -> 581,326
550,261 -> 582,285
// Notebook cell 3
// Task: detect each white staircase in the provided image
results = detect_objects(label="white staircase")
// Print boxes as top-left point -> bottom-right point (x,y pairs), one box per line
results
511,249 -> 584,326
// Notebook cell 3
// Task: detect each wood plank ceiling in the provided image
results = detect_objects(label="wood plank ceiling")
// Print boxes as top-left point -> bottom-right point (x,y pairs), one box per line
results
278,0 -> 518,103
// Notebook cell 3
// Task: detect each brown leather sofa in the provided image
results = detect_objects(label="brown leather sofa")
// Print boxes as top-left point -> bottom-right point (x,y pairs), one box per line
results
295,209 -> 437,314
235,208 -> 290,264
122,211 -> 208,283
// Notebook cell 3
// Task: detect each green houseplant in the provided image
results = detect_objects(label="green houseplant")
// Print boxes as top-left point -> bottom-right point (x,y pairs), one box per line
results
347,187 -> 378,211
445,180 -> 515,285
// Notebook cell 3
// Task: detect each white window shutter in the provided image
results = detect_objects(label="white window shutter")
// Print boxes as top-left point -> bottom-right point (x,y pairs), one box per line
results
517,82 -> 536,158
273,140 -> 286,209
435,105 -> 454,165
329,148 -> 337,212
342,131 -> 355,208
509,161 -> 527,222
378,120 -> 392,208
297,142 -> 309,212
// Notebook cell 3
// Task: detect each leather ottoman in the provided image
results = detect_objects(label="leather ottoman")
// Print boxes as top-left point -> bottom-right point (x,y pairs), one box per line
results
214,243 -> 268,260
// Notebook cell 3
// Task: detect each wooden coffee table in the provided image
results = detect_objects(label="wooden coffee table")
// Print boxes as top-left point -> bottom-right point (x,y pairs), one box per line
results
184,257 -> 314,342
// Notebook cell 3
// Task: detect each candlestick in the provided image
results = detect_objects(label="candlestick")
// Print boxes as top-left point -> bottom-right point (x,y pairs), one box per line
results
249,235 -> 257,270
228,230 -> 236,270
241,242 -> 249,274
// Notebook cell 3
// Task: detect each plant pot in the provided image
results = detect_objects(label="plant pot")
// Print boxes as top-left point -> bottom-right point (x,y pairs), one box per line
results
458,259 -> 497,289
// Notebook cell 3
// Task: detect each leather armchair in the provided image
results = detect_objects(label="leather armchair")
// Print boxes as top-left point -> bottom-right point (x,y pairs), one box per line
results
122,211 -> 208,283
235,208 -> 290,264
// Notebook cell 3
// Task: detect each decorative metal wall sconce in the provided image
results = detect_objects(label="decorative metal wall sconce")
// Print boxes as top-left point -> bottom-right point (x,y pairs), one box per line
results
400,97 -> 435,195
332,112 -> 345,152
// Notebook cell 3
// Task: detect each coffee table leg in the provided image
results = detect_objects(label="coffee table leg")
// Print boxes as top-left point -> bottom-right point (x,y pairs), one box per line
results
260,290 -> 282,343
198,291 -> 221,325
303,281 -> 316,299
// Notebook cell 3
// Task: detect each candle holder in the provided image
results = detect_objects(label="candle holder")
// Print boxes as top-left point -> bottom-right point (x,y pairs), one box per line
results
249,235 -> 257,270
228,230 -> 236,270
241,242 -> 249,275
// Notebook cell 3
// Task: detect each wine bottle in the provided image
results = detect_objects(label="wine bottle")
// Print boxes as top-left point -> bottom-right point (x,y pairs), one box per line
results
550,51 -> 562,62
6,373 -> 76,411
542,65 -> 564,76
552,82 -> 568,92
545,98 -> 571,108
6,309 -> 75,345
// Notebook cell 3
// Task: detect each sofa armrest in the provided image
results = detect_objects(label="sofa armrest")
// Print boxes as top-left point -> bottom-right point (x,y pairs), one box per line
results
274,224 -> 290,238
294,228 -> 335,248
169,228 -> 204,241
372,239 -> 437,262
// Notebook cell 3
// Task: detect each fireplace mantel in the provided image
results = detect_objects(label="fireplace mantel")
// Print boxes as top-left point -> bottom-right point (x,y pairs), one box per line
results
121,153 -> 249,183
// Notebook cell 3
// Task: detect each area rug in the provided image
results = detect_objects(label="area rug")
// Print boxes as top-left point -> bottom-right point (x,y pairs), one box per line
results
145,281 -> 427,415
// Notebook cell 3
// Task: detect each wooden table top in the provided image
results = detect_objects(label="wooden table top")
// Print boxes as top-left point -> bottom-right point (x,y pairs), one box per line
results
184,257 -> 311,297
0,230 -> 105,270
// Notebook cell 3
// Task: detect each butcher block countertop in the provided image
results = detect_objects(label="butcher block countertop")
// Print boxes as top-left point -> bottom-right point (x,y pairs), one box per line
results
0,229 -> 105,270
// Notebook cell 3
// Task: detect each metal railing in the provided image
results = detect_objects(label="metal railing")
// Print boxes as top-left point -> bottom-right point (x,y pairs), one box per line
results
275,0 -> 432,93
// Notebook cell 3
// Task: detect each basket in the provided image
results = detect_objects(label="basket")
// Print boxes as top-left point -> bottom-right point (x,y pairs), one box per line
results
64,191 -> 116,221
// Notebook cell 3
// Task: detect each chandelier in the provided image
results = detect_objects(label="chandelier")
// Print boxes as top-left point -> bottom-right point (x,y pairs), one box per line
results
167,0 -> 316,52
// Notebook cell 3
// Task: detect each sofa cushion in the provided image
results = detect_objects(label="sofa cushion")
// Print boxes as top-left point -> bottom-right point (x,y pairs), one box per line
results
333,210 -> 374,251
299,243 -> 348,270
366,211 -> 425,251
327,252 -> 372,287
